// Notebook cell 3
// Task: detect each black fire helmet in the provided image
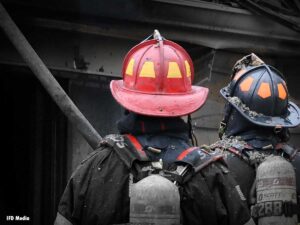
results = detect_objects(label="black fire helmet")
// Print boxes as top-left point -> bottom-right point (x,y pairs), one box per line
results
220,53 -> 300,129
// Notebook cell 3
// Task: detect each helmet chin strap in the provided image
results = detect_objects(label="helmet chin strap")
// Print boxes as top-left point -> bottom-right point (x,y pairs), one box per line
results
188,114 -> 198,146
218,102 -> 233,139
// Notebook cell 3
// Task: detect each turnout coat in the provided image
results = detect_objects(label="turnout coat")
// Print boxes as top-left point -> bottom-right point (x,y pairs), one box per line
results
57,133 -> 251,225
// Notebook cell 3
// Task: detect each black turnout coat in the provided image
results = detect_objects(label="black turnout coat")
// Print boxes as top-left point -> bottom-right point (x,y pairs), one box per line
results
57,133 -> 251,225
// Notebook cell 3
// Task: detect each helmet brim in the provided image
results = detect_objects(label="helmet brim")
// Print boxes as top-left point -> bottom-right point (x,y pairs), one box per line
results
111,80 -> 209,117
220,86 -> 300,128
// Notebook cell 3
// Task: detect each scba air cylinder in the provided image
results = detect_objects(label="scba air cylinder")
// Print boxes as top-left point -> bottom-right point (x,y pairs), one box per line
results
256,155 -> 298,225
130,174 -> 180,225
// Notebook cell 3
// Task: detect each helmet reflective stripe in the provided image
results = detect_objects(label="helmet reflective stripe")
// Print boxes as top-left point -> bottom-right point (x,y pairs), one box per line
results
240,77 -> 254,92
139,61 -> 156,78
277,83 -> 287,100
257,82 -> 271,99
167,62 -> 182,78
126,58 -> 135,76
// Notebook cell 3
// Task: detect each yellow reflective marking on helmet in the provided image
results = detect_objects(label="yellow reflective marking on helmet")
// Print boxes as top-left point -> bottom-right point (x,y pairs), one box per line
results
277,83 -> 287,100
139,61 -> 156,78
257,82 -> 271,99
240,77 -> 254,92
167,62 -> 182,78
184,60 -> 191,77
125,58 -> 135,76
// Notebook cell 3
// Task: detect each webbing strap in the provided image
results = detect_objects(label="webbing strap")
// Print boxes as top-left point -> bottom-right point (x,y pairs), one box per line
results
176,147 -> 223,173
218,102 -> 233,139
125,134 -> 149,161
101,134 -> 150,169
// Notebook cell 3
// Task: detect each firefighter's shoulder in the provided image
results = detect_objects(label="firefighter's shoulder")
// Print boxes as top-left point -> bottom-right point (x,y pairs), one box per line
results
175,146 -> 225,174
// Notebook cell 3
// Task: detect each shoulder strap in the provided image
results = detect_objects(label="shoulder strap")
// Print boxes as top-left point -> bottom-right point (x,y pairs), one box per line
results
210,137 -> 253,157
176,147 -> 223,173
208,138 -> 263,168
124,134 -> 149,161
100,134 -> 150,169
275,143 -> 298,160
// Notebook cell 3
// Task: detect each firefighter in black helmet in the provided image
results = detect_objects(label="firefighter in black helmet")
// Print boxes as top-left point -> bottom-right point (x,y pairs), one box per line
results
210,53 -> 300,225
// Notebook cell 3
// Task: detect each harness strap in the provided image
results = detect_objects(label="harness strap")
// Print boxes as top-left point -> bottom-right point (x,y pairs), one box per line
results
195,154 -> 223,173
218,102 -> 232,139
275,143 -> 298,160
125,134 -> 149,161
100,134 -> 150,169
176,147 -> 199,160
176,147 -> 224,173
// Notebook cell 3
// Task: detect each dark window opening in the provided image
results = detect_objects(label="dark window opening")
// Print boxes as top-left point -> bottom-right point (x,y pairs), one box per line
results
0,68 -> 68,225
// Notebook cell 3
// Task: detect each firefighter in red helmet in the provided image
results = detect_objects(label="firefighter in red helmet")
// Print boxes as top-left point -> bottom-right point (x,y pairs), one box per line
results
210,53 -> 300,225
54,30 -> 252,225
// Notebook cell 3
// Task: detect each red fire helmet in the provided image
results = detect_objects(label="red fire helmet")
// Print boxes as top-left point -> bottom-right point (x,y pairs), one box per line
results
110,30 -> 209,117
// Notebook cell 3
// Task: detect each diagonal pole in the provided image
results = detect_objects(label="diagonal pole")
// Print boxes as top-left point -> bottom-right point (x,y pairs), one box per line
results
0,2 -> 102,149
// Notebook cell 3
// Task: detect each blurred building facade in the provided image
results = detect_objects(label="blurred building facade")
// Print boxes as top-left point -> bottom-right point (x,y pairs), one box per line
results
1,0 -> 300,224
